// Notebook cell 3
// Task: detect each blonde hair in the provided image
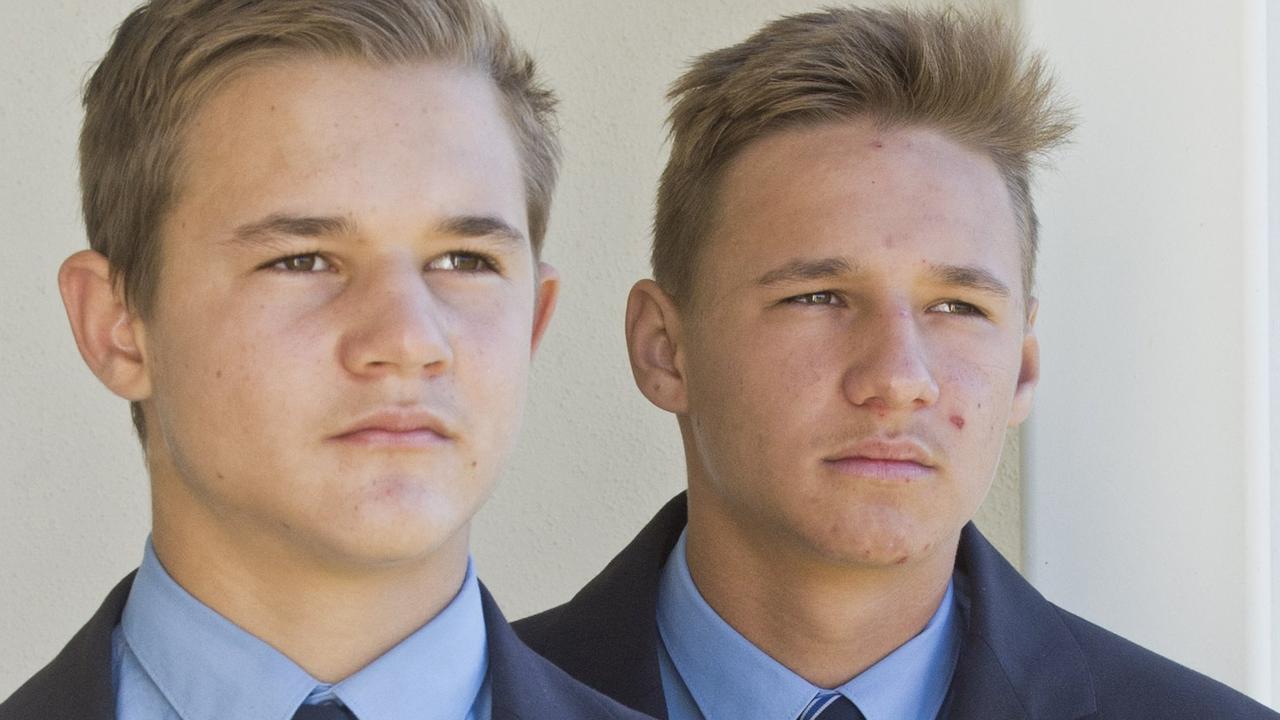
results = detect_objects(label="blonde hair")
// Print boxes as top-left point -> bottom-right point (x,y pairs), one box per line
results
80,0 -> 560,441
653,5 -> 1074,305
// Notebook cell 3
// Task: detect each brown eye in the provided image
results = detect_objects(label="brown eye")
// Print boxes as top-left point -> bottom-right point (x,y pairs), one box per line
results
426,252 -> 496,273
789,291 -> 841,305
270,253 -> 330,272
931,300 -> 984,316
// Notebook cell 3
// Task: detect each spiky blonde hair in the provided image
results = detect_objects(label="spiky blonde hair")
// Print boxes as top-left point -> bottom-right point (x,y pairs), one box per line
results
653,5 -> 1075,305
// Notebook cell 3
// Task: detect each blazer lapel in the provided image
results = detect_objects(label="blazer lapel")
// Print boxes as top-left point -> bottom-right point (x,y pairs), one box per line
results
943,524 -> 1097,720
484,584 -> 555,720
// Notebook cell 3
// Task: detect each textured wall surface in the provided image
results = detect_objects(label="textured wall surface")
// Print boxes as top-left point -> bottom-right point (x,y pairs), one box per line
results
0,0 -> 1016,696
973,434 -> 1022,570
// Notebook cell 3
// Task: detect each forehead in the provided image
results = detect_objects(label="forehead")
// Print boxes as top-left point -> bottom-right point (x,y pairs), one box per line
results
700,119 -> 1021,295
169,57 -> 526,242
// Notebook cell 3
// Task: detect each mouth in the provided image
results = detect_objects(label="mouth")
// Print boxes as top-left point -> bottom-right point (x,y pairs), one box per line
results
823,438 -> 937,481
330,408 -> 455,449
823,457 -> 934,481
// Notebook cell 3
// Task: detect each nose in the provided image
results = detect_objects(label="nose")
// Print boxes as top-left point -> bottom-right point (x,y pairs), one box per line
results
339,264 -> 453,379
843,307 -> 940,411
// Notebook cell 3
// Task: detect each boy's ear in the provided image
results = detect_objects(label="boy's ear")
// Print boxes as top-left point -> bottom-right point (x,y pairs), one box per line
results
625,279 -> 689,414
1008,297 -> 1039,427
530,261 -> 560,355
58,250 -> 151,401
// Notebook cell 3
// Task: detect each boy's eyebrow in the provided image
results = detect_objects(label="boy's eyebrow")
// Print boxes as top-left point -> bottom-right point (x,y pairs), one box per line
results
225,213 -> 526,248
755,257 -> 858,287
753,257 -> 1013,297
227,214 -> 354,244
927,263 -> 1012,297
434,215 -> 527,248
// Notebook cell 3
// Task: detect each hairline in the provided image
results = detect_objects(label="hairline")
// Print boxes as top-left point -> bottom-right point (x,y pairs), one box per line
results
137,51 -> 536,320
669,115 -> 1036,315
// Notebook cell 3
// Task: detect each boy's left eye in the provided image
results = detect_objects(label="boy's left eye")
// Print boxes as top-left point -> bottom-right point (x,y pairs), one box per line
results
787,291 -> 842,306
427,252 -> 497,273
931,300 -> 985,316
270,253 -> 331,273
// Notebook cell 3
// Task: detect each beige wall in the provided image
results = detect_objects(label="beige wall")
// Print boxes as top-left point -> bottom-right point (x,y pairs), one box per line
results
0,0 -> 1017,696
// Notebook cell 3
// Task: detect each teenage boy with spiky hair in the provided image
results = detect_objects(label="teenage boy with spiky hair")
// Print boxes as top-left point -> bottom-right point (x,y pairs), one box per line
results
516,7 -> 1277,719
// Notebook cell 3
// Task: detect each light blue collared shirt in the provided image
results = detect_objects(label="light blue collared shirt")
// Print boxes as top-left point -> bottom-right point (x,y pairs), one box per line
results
111,540 -> 492,720
656,529 -> 961,720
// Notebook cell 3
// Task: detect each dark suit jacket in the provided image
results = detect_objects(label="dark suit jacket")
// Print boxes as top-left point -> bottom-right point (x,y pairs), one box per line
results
515,494 -> 1277,719
0,573 -> 653,720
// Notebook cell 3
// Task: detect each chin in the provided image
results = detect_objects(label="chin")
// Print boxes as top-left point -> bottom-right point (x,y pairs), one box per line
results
796,505 -> 947,568
311,522 -> 463,569
313,492 -> 479,569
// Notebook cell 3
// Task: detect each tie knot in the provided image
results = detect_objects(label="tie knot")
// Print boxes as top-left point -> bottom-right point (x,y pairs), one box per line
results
291,700 -> 357,720
801,691 -> 865,720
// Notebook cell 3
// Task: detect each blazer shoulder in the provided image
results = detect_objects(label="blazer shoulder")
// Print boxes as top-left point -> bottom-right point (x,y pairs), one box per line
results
510,601 -> 566,655
0,655 -> 96,720
482,585 -> 653,720
1055,607 -> 1277,718
512,494 -> 687,666
0,574 -> 133,720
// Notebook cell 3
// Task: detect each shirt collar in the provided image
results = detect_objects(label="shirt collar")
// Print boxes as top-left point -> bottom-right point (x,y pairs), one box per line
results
656,528 -> 961,720
837,577 -> 959,719
122,539 -> 488,720
331,559 -> 487,720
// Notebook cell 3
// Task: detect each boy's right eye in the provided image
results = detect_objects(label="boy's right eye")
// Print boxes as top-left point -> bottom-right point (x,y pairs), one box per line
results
267,253 -> 331,273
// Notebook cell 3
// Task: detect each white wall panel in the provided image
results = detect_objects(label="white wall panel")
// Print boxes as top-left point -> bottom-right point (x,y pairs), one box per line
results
1022,0 -> 1271,702
1267,0 -> 1280,702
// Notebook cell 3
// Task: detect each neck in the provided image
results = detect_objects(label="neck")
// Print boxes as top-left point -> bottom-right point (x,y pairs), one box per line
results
150,483 -> 469,684
684,485 -> 957,688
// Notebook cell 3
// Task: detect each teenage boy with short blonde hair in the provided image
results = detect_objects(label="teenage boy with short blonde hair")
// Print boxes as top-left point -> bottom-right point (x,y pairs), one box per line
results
2,2 -> 649,719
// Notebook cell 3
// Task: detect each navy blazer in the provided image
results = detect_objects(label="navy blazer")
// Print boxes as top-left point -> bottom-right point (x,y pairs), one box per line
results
0,573 -> 653,720
515,494 -> 1277,719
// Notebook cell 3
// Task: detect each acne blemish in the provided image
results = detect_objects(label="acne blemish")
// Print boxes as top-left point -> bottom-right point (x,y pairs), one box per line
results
871,139 -> 884,149
950,415 -> 966,430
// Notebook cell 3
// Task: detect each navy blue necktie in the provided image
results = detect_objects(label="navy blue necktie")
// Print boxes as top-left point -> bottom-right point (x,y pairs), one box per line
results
801,691 -> 866,720
292,701 -> 357,720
